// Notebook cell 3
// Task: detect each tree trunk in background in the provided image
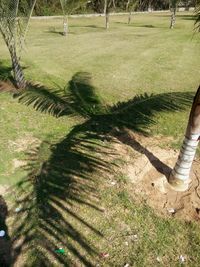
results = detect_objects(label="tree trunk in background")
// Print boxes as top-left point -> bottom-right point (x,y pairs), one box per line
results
169,86 -> 200,191
170,7 -> 176,29
63,16 -> 68,36
106,11 -> 109,29
148,2 -> 152,12
112,0 -> 116,9
104,0 -> 109,29
126,0 -> 131,24
128,11 -> 132,24
9,46 -> 26,89
104,0 -> 107,14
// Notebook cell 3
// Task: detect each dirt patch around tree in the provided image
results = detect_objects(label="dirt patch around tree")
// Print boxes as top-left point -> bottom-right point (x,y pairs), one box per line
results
0,81 -> 17,93
113,130 -> 200,222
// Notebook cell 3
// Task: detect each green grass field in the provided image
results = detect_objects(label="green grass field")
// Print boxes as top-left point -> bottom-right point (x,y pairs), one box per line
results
0,12 -> 200,266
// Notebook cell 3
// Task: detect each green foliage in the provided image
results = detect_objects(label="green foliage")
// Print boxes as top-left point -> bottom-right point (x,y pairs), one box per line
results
60,0 -> 89,16
0,0 -> 36,54
34,0 -> 62,15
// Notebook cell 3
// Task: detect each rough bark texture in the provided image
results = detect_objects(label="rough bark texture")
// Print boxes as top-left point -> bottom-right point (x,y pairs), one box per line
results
104,0 -> 109,29
170,8 -> 176,29
9,46 -> 26,89
63,16 -> 68,36
169,86 -> 200,191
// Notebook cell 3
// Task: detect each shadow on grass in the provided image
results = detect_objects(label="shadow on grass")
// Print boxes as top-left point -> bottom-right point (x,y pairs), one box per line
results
116,133 -> 171,177
11,72 -> 195,265
177,14 -> 196,21
0,62 -> 13,81
0,61 -> 28,92
115,21 -> 158,28
46,30 -> 76,36
46,30 -> 64,36
82,25 -> 105,29
0,196 -> 11,267
69,24 -> 104,29
11,133 -> 112,266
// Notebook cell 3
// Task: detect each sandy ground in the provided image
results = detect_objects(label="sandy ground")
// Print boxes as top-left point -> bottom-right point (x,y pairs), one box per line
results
114,130 -> 200,221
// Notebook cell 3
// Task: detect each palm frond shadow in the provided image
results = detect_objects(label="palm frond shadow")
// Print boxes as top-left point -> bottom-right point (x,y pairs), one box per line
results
11,124 -> 115,266
0,61 -> 13,81
0,61 -> 27,89
17,72 -> 107,118
108,91 -> 193,134
12,72 -> 194,265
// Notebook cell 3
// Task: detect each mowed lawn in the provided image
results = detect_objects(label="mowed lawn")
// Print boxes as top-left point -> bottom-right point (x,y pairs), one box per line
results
0,12 -> 200,267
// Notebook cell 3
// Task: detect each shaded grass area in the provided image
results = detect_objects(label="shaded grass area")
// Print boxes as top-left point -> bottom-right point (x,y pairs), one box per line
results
0,196 -> 11,267
4,72 -> 199,266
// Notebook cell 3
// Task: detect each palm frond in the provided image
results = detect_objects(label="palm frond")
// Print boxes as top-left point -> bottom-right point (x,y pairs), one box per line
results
195,3 -> 200,32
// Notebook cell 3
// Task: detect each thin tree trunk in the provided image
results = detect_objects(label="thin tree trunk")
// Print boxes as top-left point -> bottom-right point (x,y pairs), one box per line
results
9,46 -> 26,89
104,0 -> 107,14
148,1 -> 152,12
169,86 -> 200,191
112,0 -> 116,9
170,7 -> 176,29
128,11 -> 132,24
126,0 -> 131,24
104,0 -> 109,29
63,15 -> 68,36
106,12 -> 109,29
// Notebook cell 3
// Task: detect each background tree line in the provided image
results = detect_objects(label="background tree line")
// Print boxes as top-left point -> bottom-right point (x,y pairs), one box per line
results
19,0 -> 197,16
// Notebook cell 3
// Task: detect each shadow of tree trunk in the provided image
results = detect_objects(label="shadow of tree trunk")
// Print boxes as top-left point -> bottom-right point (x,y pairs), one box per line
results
115,130 -> 172,179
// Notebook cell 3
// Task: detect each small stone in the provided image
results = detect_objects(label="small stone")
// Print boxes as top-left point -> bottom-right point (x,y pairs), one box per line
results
156,256 -> 161,262
100,252 -> 109,258
168,208 -> 176,214
15,207 -> 21,213
179,255 -> 185,263
110,181 -> 116,186
124,264 -> 129,267
125,241 -> 129,246
132,234 -> 138,241
0,230 -> 5,237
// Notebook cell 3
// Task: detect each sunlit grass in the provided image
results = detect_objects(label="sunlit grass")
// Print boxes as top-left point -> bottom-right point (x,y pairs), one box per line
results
0,11 -> 200,266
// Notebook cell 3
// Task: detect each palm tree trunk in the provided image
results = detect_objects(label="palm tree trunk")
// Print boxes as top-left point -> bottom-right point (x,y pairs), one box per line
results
170,7 -> 176,29
169,86 -> 200,191
8,45 -> 26,89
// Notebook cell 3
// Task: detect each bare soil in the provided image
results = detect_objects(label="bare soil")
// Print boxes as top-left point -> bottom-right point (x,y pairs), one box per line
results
114,130 -> 200,222
0,81 -> 16,93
